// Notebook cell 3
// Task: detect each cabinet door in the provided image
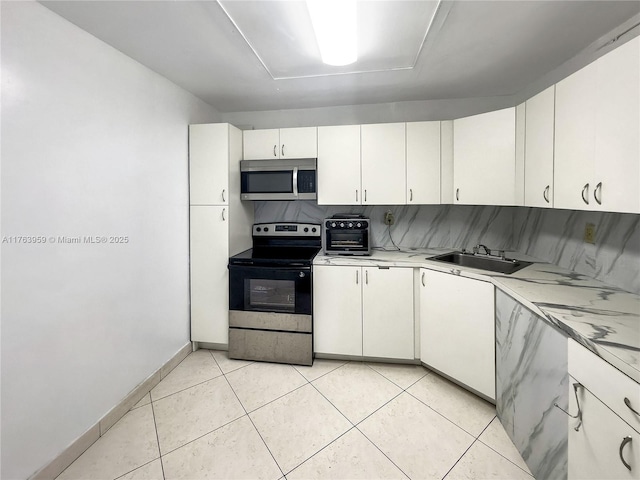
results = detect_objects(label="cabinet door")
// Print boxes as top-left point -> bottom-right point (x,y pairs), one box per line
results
313,265 -> 363,356
362,267 -> 414,360
190,205 -> 229,344
554,61 -> 597,210
317,125 -> 362,205
406,121 -> 441,204
568,377 -> 640,480
361,123 -> 406,205
420,269 -> 495,400
189,124 -> 229,205
453,107 -> 516,206
243,129 -> 280,160
594,36 -> 640,214
525,86 -> 555,208
279,127 -> 317,159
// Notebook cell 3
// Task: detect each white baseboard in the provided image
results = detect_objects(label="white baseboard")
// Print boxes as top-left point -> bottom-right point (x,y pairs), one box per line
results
30,342 -> 192,480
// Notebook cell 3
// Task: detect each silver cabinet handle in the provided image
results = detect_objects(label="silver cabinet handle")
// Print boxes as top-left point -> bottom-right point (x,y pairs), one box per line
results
364,190 -> 367,202
456,188 -> 460,202
281,144 -> 285,157
365,270 -> 368,285
410,189 -> 413,202
222,208 -> 226,221
620,436 -> 633,471
625,397 -> 640,416
222,189 -> 226,203
554,383 -> 583,431
421,272 -> 425,287
273,145 -> 277,157
356,190 -> 358,202
594,182 -> 602,205
543,185 -> 550,203
581,183 -> 590,204
356,270 -> 359,284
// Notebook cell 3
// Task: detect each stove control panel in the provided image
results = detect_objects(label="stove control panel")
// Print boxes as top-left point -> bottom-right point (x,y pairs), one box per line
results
253,223 -> 321,237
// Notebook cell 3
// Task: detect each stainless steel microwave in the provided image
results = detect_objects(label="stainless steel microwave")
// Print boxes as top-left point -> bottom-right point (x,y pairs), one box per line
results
240,158 -> 317,201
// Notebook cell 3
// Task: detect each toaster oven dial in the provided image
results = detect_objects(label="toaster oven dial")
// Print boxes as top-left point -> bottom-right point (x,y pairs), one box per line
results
356,222 -> 361,228
348,222 -> 353,228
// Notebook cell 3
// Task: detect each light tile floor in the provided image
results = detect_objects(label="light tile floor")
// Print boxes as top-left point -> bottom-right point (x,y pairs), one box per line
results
56,350 -> 534,480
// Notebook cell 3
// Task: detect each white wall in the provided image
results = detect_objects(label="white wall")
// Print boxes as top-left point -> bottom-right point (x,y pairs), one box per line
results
1,2 -> 221,478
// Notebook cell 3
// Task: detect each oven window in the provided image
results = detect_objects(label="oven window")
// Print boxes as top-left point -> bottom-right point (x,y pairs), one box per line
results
329,232 -> 364,247
247,279 -> 295,313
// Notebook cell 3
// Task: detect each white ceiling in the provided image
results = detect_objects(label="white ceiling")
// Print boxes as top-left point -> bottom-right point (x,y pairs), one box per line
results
41,0 -> 640,113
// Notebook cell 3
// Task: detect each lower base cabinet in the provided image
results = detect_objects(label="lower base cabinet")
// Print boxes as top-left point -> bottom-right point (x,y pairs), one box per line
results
568,376 -> 640,479
568,339 -> 640,479
419,268 -> 495,400
313,265 -> 414,359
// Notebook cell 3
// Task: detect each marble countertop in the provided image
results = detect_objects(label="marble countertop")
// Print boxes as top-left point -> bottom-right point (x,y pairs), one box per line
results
314,248 -> 640,383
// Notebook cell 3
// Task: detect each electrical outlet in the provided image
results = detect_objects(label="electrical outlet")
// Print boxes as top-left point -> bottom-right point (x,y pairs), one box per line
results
384,211 -> 395,225
584,222 -> 596,244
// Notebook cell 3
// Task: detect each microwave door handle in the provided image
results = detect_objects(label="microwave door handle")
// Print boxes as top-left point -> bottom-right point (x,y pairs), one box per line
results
292,167 -> 299,197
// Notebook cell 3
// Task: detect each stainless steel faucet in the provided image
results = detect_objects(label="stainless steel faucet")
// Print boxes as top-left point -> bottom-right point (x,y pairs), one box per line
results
473,244 -> 491,255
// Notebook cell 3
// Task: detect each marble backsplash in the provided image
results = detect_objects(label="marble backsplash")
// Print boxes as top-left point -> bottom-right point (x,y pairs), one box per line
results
254,202 -> 639,295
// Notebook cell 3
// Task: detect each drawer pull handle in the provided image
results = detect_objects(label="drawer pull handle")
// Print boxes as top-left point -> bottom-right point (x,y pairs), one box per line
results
625,397 -> 640,416
554,383 -> 583,431
273,145 -> 277,157
281,144 -> 285,157
410,189 -> 413,202
543,185 -> 550,203
356,270 -> 359,284
222,189 -> 226,203
620,436 -> 633,471
421,272 -> 425,287
456,188 -> 460,202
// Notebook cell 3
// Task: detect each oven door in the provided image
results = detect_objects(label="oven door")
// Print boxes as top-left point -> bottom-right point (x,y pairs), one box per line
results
323,228 -> 370,255
229,264 -> 312,315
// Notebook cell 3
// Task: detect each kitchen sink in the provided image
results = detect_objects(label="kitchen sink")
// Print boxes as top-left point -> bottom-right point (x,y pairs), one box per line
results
429,251 -> 533,275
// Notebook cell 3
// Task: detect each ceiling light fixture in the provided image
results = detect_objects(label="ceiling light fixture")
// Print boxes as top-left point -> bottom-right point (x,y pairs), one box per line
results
306,0 -> 357,66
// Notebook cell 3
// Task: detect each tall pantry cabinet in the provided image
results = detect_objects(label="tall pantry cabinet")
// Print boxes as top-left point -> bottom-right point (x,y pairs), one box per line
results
189,123 -> 253,345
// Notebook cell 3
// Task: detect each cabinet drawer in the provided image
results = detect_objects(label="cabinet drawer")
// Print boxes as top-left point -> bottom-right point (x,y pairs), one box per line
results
569,339 -> 640,432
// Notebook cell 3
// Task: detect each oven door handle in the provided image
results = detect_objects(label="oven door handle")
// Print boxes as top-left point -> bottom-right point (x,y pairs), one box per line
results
292,167 -> 299,197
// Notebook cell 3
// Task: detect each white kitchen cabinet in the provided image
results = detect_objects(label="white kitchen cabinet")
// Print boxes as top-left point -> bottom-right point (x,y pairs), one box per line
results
568,339 -> 640,479
190,206 -> 230,344
453,107 -> 516,206
568,376 -> 640,479
361,123 -> 406,205
189,123 -> 229,205
525,86 -> 555,208
243,127 -> 317,160
189,123 -> 253,345
515,102 -> 526,206
555,36 -> 639,213
314,265 -> 414,360
317,125 -> 362,205
313,265 -> 363,356
419,268 -> 495,400
406,121 -> 441,204
362,267 -> 414,359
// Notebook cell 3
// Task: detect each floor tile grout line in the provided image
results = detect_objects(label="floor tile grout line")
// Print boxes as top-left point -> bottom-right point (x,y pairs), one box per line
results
440,437 -> 478,480
220,370 -> 286,478
155,413 -> 247,458
353,424 -> 412,480
404,388 -> 495,439
281,425 -> 358,477
207,348 -> 256,375
112,458 -> 161,480
150,372 -> 225,403
293,359 -> 350,382
307,381 -> 357,427
364,362 -> 431,391
474,428 -> 534,477
149,398 -> 167,480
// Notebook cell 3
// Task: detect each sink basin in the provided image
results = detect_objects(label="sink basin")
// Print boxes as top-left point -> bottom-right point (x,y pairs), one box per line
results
429,251 -> 532,275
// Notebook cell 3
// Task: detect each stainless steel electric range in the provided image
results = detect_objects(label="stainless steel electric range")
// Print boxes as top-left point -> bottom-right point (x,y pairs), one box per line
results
227,223 -> 321,366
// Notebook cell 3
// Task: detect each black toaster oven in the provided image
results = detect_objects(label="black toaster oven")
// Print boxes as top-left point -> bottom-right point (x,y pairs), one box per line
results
322,214 -> 370,256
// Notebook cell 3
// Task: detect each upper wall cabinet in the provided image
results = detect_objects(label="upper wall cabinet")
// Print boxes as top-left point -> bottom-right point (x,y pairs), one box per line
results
361,123 -> 406,205
243,127 -> 317,160
525,86 -> 556,208
406,121 -> 441,204
190,123 -> 230,205
555,36 -> 639,213
453,107 -> 516,205
317,125 -> 361,205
